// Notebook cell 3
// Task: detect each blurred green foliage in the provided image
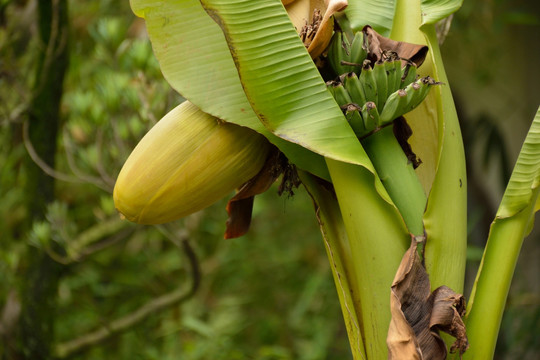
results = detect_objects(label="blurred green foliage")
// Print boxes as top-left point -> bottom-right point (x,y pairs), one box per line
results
1,1 -> 349,359
0,0 -> 538,359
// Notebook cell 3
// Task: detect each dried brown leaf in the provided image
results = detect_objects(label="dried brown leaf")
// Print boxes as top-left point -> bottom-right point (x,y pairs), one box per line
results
387,237 -> 468,359
362,25 -> 428,67
393,116 -> 422,169
306,0 -> 348,59
430,286 -> 469,356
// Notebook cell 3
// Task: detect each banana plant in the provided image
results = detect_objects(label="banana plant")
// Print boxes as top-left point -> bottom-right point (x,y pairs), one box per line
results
114,0 -> 540,359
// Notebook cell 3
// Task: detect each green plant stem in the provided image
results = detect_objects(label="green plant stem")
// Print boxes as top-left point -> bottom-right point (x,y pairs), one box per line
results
462,107 -> 540,359
326,158 -> 409,359
393,0 -> 468,294
361,125 -> 427,236
299,171 -> 366,360
460,185 -> 539,360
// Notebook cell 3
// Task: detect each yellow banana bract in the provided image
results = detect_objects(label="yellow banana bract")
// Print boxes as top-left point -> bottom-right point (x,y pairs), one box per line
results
284,0 -> 348,58
113,101 -> 271,224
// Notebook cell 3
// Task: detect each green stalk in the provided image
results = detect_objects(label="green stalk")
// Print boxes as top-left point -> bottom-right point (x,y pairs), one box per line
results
461,108 -> 540,359
392,0 -> 468,294
459,190 -> 539,359
299,171 -> 366,360
326,158 -> 409,359
361,126 -> 427,236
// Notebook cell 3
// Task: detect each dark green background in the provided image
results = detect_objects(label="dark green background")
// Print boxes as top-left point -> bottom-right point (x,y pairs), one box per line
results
0,0 -> 538,359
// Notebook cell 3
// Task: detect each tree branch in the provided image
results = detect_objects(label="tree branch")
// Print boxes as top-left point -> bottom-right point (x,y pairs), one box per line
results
54,238 -> 201,358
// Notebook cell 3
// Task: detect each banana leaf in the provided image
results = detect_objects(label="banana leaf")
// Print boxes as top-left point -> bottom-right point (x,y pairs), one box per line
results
345,0 -> 464,34
462,106 -> 540,360
130,0 -> 330,180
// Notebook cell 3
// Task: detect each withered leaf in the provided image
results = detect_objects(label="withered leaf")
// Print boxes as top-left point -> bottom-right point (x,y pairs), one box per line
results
362,25 -> 428,67
393,116 -> 422,169
224,148 -> 285,239
430,286 -> 469,356
387,237 -> 469,359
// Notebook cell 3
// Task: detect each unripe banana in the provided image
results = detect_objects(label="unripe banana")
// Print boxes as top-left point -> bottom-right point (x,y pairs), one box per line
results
328,31 -> 352,75
386,59 -> 402,96
327,31 -> 367,76
402,76 -> 437,114
379,89 -> 409,124
113,101 -> 271,224
400,63 -> 418,89
361,101 -> 380,130
373,61 -> 388,110
343,72 -> 367,107
358,60 -> 378,107
379,77 -> 438,124
349,31 -> 367,69
327,81 -> 353,108
344,104 -> 365,137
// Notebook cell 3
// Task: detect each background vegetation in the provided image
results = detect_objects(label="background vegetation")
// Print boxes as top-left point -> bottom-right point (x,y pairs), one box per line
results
0,0 -> 538,359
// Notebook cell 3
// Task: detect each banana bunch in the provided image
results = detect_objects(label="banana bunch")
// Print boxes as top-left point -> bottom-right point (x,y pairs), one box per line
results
327,59 -> 438,138
327,30 -> 367,75
113,101 -> 271,224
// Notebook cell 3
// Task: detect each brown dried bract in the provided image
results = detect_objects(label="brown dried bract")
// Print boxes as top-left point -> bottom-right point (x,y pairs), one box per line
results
387,236 -> 469,359
393,116 -> 422,169
224,148 -> 290,239
362,25 -> 428,67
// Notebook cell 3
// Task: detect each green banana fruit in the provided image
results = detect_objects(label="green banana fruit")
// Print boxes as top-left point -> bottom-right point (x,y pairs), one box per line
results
402,77 -> 437,114
344,104 -> 366,137
327,30 -> 367,76
373,61 -> 389,110
343,72 -> 367,107
378,89 -> 409,124
400,63 -> 418,89
379,77 -> 438,125
361,101 -> 380,131
327,81 -> 353,108
386,59 -> 403,96
349,31 -> 367,71
359,61 -> 378,107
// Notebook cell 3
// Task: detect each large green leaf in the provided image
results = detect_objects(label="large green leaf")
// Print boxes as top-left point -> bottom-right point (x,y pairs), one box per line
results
496,106 -> 540,219
130,0 -> 329,180
345,0 -> 463,34
200,0 -> 374,170
345,0 -> 395,35
420,0 -> 464,26
462,107 -> 540,360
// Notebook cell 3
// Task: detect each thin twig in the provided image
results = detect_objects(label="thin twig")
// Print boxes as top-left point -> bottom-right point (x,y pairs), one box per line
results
75,227 -> 134,261
54,237 -> 200,358
94,128 -> 116,188
23,120 -> 84,184
62,127 -> 112,192
66,218 -> 132,260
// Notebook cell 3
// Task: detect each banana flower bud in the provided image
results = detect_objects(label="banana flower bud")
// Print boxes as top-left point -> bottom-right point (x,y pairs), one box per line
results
113,101 -> 271,224
283,0 -> 348,58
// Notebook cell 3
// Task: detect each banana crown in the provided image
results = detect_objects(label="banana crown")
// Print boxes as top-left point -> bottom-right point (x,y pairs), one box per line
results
113,101 -> 271,225
326,26 -> 440,138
